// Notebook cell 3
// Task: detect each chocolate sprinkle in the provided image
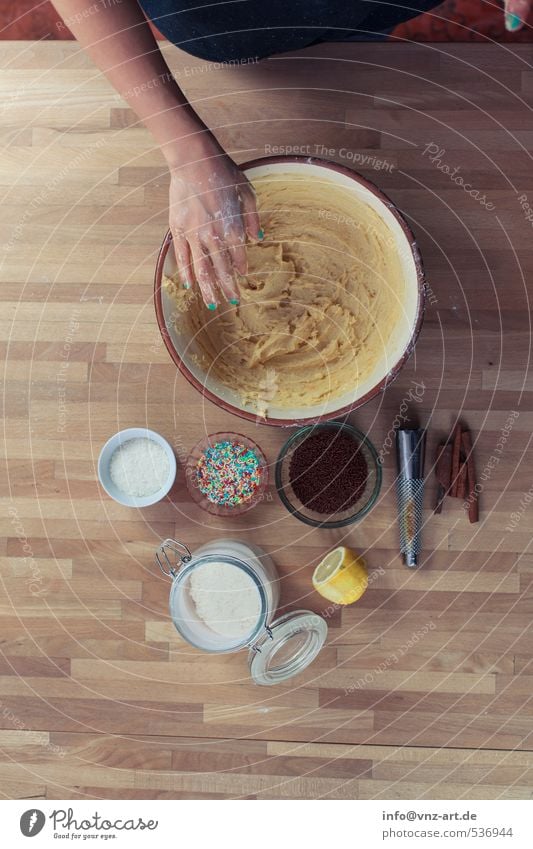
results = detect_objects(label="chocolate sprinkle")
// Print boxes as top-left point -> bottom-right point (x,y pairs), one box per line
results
288,429 -> 369,514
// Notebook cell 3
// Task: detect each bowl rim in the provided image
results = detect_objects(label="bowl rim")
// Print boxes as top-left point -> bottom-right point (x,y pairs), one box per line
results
274,421 -> 383,528
97,426 -> 177,507
154,154 -> 426,427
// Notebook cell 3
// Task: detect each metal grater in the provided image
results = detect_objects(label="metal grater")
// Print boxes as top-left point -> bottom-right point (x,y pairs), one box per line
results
396,428 -> 426,568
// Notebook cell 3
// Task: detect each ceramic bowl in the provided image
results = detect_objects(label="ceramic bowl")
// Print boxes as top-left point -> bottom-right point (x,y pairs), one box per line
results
154,156 -> 426,427
98,427 -> 177,507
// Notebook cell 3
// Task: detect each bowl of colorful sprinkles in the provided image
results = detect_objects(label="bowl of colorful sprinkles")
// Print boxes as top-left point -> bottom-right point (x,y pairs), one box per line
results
185,433 -> 269,516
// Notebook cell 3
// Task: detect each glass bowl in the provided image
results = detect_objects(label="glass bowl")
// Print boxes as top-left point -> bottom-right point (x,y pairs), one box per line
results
185,432 -> 269,516
275,422 -> 382,528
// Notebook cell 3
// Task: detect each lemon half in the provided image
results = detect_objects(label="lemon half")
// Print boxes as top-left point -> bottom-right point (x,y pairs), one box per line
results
312,546 -> 368,605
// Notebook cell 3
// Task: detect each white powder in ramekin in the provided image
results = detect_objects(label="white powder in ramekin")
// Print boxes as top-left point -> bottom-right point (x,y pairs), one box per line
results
109,438 -> 170,497
189,561 -> 261,639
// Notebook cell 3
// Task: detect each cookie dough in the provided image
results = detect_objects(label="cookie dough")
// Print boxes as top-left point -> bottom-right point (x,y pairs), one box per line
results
164,173 -> 407,412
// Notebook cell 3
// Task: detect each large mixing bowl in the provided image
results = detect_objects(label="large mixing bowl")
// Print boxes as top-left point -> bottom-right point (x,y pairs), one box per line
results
154,156 -> 426,427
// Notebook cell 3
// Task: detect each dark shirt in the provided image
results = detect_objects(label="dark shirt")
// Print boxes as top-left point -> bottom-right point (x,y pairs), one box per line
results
139,1 -> 438,61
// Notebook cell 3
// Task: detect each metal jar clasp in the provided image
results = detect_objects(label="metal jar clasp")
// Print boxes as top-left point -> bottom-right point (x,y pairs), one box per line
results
251,626 -> 274,654
156,538 -> 192,578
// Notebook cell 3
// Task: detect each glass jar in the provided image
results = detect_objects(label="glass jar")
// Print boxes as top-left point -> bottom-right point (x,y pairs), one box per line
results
156,538 -> 327,686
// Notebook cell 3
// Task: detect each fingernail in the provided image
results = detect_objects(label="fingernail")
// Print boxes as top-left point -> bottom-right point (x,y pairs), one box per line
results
257,228 -> 264,240
183,281 -> 191,290
505,11 -> 522,30
230,298 -> 240,305
207,303 -> 217,311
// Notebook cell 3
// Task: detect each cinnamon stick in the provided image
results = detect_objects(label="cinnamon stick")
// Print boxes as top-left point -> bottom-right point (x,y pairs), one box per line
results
461,428 -> 479,523
450,423 -> 462,497
457,460 -> 468,500
434,442 -> 452,513
434,485 -> 445,514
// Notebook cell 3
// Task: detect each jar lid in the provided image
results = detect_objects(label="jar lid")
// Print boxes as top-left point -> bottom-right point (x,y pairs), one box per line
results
248,610 -> 327,686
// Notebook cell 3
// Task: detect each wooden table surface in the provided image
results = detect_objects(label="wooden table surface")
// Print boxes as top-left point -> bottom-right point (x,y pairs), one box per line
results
1,40 -> 533,801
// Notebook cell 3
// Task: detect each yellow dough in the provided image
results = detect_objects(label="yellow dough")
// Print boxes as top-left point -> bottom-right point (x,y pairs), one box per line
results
164,173 -> 407,413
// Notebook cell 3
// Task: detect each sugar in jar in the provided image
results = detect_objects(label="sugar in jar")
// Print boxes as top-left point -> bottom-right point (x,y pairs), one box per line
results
156,538 -> 327,685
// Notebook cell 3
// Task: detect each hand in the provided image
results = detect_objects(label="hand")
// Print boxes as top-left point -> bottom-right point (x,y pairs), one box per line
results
504,0 -> 531,30
167,134 -> 260,308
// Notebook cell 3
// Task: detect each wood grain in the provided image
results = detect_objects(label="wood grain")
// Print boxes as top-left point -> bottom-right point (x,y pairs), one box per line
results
1,40 -> 533,800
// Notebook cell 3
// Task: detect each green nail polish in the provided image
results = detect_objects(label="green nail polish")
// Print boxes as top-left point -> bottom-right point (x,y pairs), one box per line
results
505,11 -> 521,30
257,228 -> 264,240
183,282 -> 191,290
230,298 -> 240,305
207,303 -> 217,310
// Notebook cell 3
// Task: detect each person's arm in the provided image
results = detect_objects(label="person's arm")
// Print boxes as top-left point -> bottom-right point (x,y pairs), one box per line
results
52,0 -> 260,306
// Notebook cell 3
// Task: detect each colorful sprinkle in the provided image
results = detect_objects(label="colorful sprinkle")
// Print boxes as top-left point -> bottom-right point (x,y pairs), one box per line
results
194,440 -> 263,506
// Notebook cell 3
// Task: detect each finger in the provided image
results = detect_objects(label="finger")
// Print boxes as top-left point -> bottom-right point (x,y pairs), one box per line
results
238,181 -> 262,242
224,224 -> 248,277
171,233 -> 194,289
504,0 -> 529,30
189,239 -> 219,309
205,234 -> 241,304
